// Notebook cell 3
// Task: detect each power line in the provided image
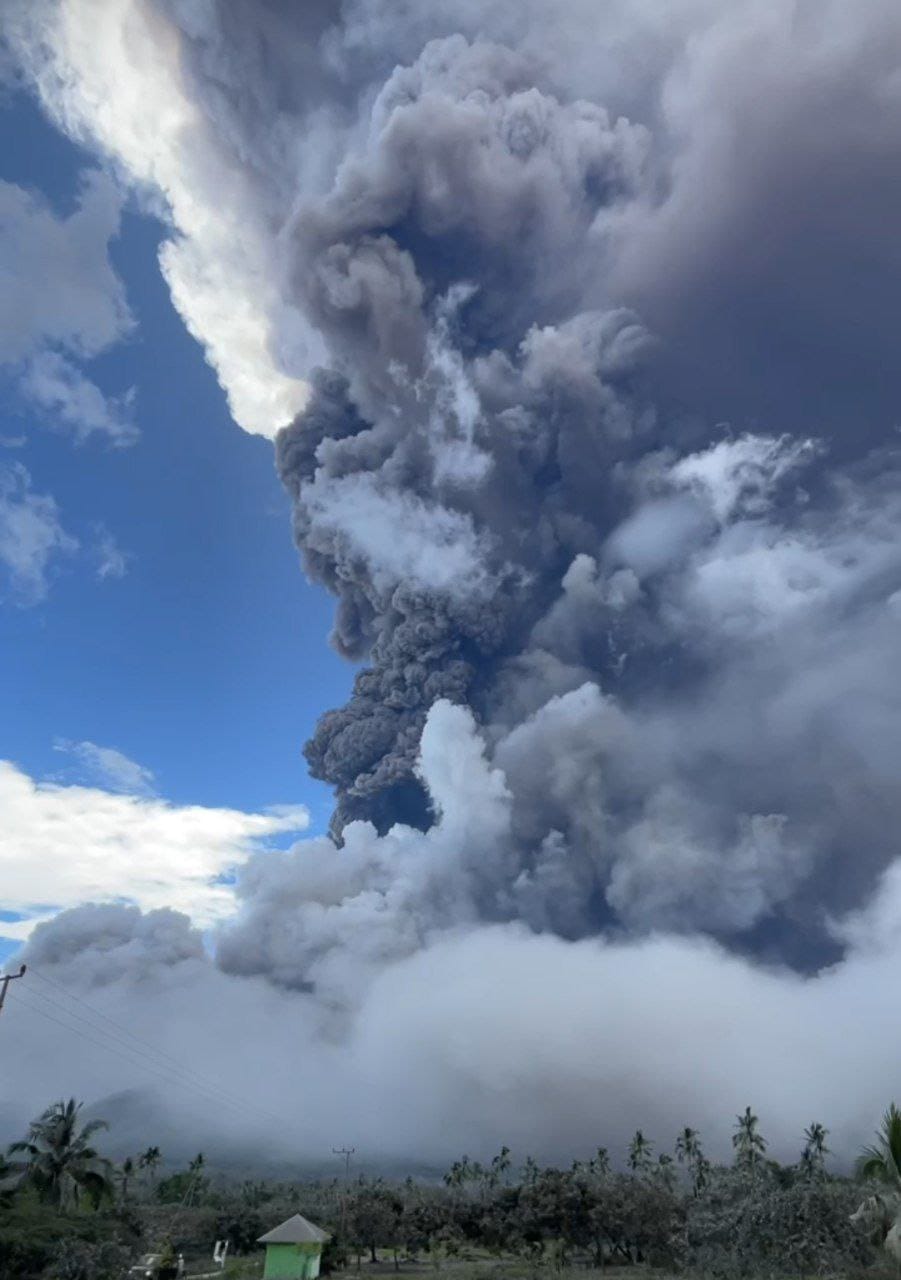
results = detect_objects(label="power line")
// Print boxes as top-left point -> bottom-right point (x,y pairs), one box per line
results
10,987 -> 264,1128
17,981 -> 250,1113
332,1146 -> 355,1242
29,967 -> 298,1127
0,963 -> 26,1014
28,968 -> 279,1120
8,981 -> 288,1135
11,988 -> 230,1249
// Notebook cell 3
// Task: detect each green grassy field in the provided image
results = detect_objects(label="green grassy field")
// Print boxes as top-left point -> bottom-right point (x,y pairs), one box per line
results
216,1262 -> 667,1280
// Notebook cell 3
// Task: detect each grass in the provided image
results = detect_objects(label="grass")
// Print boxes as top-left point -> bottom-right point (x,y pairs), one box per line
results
210,1260 -> 660,1280
222,1259 -> 265,1279
332,1264 -> 661,1280
208,1262 -> 897,1280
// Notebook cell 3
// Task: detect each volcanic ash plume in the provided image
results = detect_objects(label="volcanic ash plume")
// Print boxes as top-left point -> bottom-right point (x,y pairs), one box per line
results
10,0 -> 901,1159
270,12 -> 901,968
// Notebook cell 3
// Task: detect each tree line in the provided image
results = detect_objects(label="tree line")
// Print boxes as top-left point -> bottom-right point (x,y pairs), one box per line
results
2,1098 -> 901,1279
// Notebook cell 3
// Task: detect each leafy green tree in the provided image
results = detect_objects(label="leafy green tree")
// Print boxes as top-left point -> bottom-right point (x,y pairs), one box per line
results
43,1237 -> 134,1280
516,1165 -> 590,1266
857,1103 -> 901,1190
0,1196 -> 141,1279
685,1165 -> 870,1276
156,1162 -> 209,1205
347,1177 -> 404,1265
9,1099 -> 113,1210
732,1106 -> 767,1174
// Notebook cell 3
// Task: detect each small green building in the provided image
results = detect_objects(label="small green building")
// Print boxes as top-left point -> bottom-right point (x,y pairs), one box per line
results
258,1213 -> 330,1280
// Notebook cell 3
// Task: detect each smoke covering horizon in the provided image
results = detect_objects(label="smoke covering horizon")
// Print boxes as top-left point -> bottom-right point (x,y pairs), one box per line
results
6,0 -> 901,1166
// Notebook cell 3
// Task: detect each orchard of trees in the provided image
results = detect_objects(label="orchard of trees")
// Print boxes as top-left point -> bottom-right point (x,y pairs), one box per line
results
2,1098 -> 901,1280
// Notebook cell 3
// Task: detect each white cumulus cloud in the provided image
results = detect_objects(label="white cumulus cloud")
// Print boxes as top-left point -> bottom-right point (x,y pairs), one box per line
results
0,172 -> 137,446
5,0 -> 319,438
0,759 -> 310,941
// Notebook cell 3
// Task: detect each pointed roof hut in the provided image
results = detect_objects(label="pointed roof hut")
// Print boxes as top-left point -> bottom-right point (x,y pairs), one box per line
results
258,1214 -> 330,1279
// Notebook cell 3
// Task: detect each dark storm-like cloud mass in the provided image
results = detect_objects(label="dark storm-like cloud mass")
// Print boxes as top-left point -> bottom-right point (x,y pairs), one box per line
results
265,1 -> 901,962
8,0 -> 901,1162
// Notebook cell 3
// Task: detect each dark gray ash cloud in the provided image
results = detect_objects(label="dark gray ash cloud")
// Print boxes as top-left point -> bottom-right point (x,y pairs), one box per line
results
266,1 -> 901,966
8,0 -> 901,1163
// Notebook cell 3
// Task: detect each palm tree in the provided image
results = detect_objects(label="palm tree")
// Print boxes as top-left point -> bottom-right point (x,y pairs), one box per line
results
655,1153 -> 677,1190
628,1130 -> 654,1175
801,1123 -> 830,1178
183,1151 -> 207,1207
138,1144 -> 162,1190
857,1103 -> 901,1191
489,1145 -> 511,1188
675,1127 -> 700,1166
118,1155 -> 135,1204
732,1106 -> 767,1174
0,1151 -> 22,1206
9,1098 -> 113,1209
675,1126 -> 709,1194
444,1156 -> 472,1189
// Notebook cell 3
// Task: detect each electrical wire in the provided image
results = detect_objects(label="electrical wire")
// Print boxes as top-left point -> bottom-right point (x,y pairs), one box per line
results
6,973 -> 314,1259
11,987 -> 261,1127
9,982 -> 288,1135
29,968 -> 284,1121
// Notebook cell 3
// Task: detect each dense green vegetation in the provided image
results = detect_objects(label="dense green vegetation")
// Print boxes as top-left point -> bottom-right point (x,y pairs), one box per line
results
1,1098 -> 899,1280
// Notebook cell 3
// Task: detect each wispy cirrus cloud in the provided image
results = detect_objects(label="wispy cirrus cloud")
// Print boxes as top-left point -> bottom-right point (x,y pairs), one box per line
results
53,738 -> 156,795
0,462 -> 78,604
20,351 -> 138,448
91,524 -> 130,581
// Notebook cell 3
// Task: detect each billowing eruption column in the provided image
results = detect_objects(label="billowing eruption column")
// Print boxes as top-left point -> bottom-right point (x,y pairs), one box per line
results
268,11 -> 901,970
274,37 -> 653,835
11,7 -> 901,1158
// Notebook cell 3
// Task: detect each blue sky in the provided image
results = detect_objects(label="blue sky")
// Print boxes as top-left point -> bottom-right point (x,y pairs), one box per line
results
0,89 -> 353,955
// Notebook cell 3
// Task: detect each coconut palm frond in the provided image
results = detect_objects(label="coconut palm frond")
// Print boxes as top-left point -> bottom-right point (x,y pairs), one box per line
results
882,1105 -> 901,1176
11,1098 -> 114,1208
78,1118 -> 110,1142
855,1152 -> 886,1183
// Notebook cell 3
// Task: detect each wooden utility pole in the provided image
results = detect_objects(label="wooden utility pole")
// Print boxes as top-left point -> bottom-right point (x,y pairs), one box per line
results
333,1146 -> 355,1249
0,964 -> 25,1015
